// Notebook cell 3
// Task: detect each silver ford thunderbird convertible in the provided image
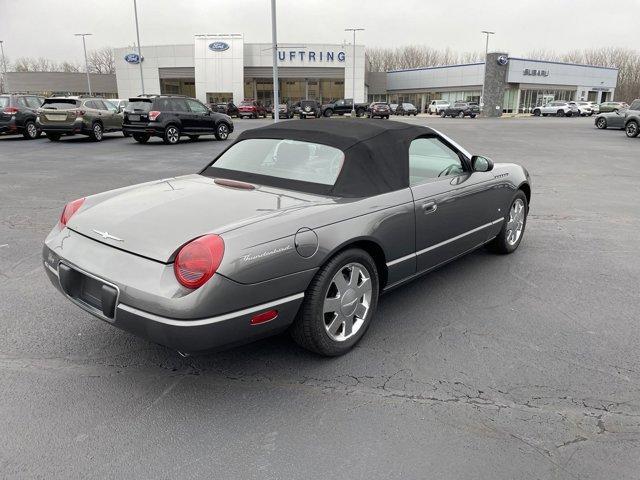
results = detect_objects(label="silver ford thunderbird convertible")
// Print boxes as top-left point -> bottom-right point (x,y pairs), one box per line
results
43,120 -> 531,356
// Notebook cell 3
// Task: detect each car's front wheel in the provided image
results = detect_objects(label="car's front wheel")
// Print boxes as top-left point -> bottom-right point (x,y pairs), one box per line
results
625,120 -> 639,138
556,110 -> 565,117
489,191 -> 528,254
215,122 -> 230,140
323,109 -> 333,117
533,109 -> 541,116
163,125 -> 180,145
458,111 -> 465,118
440,110 -> 446,118
595,117 -> 607,129
291,249 -> 379,356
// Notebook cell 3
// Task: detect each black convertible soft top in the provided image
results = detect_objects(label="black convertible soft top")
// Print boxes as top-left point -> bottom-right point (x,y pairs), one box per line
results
207,119 -> 436,197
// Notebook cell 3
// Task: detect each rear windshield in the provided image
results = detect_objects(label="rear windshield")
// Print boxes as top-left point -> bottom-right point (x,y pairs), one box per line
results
205,139 -> 344,188
300,100 -> 316,106
240,101 -> 254,106
41,99 -> 79,110
0,97 -> 8,108
127,99 -> 152,112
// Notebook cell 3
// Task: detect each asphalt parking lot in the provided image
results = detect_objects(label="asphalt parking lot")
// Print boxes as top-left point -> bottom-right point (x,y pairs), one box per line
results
1,115 -> 639,479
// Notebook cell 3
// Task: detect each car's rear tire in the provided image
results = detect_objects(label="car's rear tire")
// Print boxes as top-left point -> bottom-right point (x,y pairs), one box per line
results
45,132 -> 61,142
625,120 -> 639,138
215,122 -> 230,140
133,133 -> 150,143
163,125 -> 180,145
533,109 -> 541,116
291,248 -> 379,356
356,108 -> 365,117
122,131 -> 131,137
188,135 -> 200,141
440,110 -> 446,118
488,190 -> 528,254
595,117 -> 607,129
458,111 -> 465,118
23,121 -> 38,140
556,110 -> 565,117
89,122 -> 103,142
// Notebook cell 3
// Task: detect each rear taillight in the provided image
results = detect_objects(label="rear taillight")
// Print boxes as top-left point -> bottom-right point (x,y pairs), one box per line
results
174,234 -> 225,289
75,109 -> 86,117
148,110 -> 161,121
3,107 -> 19,115
59,197 -> 85,227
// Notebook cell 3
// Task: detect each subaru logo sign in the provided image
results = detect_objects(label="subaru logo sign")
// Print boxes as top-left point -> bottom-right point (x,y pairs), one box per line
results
497,55 -> 509,66
209,41 -> 230,52
124,53 -> 142,64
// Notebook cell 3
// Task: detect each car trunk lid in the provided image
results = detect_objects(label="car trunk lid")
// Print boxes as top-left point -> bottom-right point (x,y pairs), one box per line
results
67,174 -> 331,263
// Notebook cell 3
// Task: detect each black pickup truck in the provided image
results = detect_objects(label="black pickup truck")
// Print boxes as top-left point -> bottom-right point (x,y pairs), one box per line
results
321,99 -> 369,117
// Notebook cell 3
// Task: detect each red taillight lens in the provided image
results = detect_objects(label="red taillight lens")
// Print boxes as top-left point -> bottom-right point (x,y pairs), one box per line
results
174,234 -> 225,289
59,197 -> 85,227
3,107 -> 19,115
148,110 -> 161,121
75,109 -> 86,117
250,310 -> 278,325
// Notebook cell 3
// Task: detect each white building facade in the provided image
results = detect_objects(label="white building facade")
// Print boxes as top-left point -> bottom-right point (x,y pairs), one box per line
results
383,56 -> 618,114
114,34 -> 367,105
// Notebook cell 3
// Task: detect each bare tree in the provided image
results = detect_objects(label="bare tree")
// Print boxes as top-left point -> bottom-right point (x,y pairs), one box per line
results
87,47 -> 115,74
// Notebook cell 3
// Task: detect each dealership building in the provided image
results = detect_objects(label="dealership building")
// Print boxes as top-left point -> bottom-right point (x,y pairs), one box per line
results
1,34 -> 614,117
114,34 -> 365,106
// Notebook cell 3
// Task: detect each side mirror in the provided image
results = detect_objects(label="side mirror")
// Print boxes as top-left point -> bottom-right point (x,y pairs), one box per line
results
471,155 -> 494,172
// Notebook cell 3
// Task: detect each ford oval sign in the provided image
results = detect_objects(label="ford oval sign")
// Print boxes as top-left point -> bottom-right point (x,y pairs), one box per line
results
124,53 -> 142,64
497,55 -> 509,66
209,41 -> 230,52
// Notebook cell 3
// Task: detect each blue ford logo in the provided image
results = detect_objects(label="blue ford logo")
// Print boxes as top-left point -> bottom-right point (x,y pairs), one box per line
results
209,41 -> 230,52
124,53 -> 142,64
497,55 -> 509,66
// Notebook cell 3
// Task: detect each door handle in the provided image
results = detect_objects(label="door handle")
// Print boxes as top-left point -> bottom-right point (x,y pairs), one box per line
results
422,201 -> 437,214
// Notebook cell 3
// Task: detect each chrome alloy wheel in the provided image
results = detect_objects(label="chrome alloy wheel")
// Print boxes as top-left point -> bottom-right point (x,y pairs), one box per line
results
217,123 -> 229,139
166,126 -> 179,143
506,198 -> 526,246
626,122 -> 639,138
323,263 -> 372,342
27,122 -> 38,138
93,123 -> 103,140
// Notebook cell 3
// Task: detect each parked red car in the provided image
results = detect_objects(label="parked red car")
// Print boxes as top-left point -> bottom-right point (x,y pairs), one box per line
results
238,99 -> 267,119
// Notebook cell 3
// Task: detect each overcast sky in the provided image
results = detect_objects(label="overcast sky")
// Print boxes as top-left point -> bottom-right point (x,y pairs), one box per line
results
1,0 -> 638,63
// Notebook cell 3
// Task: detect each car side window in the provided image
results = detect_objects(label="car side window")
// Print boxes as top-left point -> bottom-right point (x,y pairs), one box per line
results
186,99 -> 208,114
409,137 -> 465,186
170,99 -> 189,112
17,97 -> 29,108
26,96 -> 42,108
103,100 -> 118,113
630,100 -> 640,110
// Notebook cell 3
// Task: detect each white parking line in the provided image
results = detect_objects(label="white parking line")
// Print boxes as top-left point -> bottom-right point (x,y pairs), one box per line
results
0,244 -> 8,248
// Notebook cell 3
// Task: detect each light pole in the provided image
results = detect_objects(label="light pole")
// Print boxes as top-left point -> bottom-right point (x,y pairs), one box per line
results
0,41 -> 7,94
74,33 -> 93,96
270,0 -> 279,122
345,28 -> 364,116
133,0 -> 145,95
480,30 -> 495,112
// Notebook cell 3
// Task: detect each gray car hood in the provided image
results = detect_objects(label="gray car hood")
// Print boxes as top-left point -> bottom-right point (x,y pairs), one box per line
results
68,174 -> 333,263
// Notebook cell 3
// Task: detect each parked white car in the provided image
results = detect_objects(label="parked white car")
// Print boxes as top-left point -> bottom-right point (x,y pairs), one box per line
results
532,101 -> 580,117
570,101 -> 596,116
428,100 -> 450,115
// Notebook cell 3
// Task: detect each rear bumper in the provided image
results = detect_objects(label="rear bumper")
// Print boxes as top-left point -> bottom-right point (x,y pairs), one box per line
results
122,123 -> 162,136
42,230 -> 309,354
38,119 -> 86,134
44,259 -> 304,354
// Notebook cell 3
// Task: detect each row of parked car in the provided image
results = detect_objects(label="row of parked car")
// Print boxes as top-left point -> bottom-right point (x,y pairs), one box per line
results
594,99 -> 640,138
0,93 -> 234,144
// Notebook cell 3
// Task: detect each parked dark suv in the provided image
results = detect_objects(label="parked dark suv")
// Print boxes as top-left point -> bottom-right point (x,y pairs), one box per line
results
123,95 -> 233,145
0,93 -> 45,139
209,101 -> 239,117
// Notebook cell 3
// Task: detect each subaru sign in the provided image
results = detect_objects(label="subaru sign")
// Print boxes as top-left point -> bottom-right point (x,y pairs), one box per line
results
209,41 -> 230,52
124,53 -> 143,64
497,55 -> 509,66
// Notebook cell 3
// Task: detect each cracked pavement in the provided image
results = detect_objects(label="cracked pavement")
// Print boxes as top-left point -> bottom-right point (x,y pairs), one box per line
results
1,116 -> 639,479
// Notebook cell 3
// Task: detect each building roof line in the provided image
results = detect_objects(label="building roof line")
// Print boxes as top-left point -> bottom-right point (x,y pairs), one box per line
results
387,62 -> 484,73
508,57 -> 618,71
